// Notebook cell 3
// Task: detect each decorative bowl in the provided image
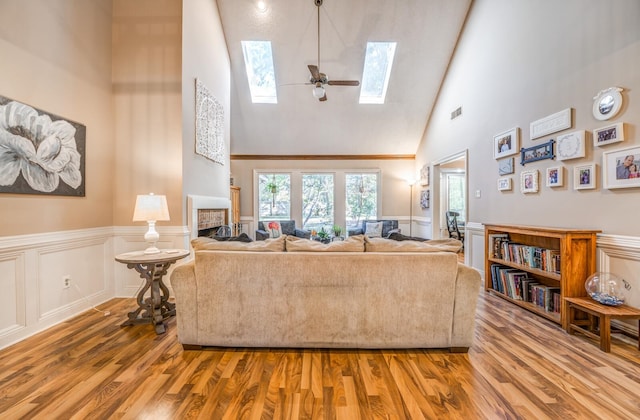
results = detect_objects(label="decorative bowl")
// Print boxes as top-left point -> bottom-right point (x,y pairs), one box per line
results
585,272 -> 630,306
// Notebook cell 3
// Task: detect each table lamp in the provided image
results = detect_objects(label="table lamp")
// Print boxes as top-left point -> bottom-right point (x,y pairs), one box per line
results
133,193 -> 170,254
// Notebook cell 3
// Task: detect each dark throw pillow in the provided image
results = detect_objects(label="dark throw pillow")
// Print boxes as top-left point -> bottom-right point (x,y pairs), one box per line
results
212,232 -> 253,242
387,232 -> 429,242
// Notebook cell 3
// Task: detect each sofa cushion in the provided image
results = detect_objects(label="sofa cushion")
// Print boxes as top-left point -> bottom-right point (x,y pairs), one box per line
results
364,237 -> 462,253
285,235 -> 365,252
192,235 -> 286,251
364,221 -> 383,237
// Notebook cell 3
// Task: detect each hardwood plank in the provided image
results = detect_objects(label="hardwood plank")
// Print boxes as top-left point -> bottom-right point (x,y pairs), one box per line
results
0,295 -> 639,419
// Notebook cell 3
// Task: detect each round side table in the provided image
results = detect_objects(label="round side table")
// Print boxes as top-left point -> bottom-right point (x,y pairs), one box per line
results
115,249 -> 189,334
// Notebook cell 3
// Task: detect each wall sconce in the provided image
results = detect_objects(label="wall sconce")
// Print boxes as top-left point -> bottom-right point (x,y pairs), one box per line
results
133,193 -> 170,254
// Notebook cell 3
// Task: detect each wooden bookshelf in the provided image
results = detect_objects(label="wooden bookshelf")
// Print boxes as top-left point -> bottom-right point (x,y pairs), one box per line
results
484,224 -> 600,330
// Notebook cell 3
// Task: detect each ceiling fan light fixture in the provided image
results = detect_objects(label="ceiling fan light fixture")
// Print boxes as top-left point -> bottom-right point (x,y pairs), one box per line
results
312,83 -> 325,99
256,0 -> 267,12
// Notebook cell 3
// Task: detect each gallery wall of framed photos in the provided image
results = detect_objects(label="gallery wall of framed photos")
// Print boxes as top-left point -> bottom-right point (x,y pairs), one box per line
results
494,86 -> 639,194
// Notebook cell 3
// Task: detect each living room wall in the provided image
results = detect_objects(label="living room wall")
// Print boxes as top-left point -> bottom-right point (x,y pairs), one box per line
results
416,0 -> 640,315
417,0 -> 640,237
181,0 -> 231,225
0,0 -> 115,236
112,0 -> 184,226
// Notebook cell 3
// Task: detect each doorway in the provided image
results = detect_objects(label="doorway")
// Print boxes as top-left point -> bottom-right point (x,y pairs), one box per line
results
432,150 -> 468,239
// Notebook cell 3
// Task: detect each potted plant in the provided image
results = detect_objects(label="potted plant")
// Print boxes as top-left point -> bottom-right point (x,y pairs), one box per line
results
316,227 -> 330,244
266,182 -> 277,194
332,225 -> 343,240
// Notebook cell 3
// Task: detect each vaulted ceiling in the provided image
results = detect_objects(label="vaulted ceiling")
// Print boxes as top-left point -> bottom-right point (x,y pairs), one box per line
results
217,0 -> 471,156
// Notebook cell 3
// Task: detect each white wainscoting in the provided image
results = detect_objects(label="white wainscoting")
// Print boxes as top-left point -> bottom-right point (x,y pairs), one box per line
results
0,225 -> 189,350
0,227 -> 113,350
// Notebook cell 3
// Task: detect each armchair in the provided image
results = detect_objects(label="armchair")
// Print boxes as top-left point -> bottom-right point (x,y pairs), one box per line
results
347,219 -> 399,238
256,220 -> 311,241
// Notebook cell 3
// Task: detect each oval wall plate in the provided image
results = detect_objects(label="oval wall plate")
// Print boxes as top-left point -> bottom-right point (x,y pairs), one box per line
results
593,87 -> 623,121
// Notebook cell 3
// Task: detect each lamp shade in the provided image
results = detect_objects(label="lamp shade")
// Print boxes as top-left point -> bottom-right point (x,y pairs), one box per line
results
133,194 -> 170,222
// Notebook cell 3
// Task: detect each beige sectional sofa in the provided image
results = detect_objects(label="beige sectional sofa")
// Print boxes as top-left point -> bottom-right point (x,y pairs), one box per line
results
170,235 -> 482,352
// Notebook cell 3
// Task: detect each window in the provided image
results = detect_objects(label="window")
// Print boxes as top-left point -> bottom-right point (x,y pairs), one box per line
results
301,174 -> 334,231
359,42 -> 397,104
446,173 -> 465,223
255,170 -> 380,233
258,173 -> 290,220
241,41 -> 277,104
345,173 -> 378,230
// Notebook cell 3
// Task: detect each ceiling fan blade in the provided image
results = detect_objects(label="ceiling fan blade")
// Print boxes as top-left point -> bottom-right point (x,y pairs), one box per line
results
308,64 -> 321,81
327,80 -> 360,86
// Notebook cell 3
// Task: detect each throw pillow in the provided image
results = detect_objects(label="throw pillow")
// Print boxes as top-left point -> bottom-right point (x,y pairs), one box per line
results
212,233 -> 253,242
263,220 -> 283,238
192,235 -> 286,252
364,221 -> 383,238
387,232 -> 428,242
364,237 -> 462,253
285,235 -> 365,252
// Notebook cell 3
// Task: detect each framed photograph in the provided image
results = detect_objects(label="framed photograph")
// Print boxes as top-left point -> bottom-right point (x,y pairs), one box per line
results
494,127 -> 519,159
574,164 -> 596,190
498,157 -> 515,175
546,166 -> 563,187
556,130 -> 585,161
602,146 -> 640,189
419,164 -> 430,186
593,122 -> 624,147
520,170 -> 539,193
497,177 -> 512,191
520,139 -> 555,165
420,189 -> 430,209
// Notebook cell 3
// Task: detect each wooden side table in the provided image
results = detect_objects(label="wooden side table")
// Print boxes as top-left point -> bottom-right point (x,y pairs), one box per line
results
115,249 -> 189,334
565,296 -> 640,352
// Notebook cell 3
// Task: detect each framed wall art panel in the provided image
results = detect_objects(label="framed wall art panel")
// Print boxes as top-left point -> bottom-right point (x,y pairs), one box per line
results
0,95 -> 86,196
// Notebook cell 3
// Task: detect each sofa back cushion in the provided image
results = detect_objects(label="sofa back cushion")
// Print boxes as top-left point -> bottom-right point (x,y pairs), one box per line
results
364,237 -> 462,253
285,235 -> 365,252
192,235 -> 286,252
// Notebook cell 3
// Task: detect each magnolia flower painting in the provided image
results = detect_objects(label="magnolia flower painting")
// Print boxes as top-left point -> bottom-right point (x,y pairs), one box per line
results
0,96 -> 85,196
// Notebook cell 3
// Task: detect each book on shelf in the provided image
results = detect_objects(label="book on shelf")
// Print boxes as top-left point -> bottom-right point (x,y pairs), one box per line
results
529,284 -> 561,312
493,240 -> 561,274
489,264 -> 533,301
488,233 -> 509,259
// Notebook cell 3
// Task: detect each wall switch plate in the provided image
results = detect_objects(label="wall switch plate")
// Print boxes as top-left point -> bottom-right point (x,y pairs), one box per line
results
475,189 -> 481,198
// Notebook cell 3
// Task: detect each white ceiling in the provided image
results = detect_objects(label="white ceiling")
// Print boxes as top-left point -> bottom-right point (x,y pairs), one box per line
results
217,0 -> 471,156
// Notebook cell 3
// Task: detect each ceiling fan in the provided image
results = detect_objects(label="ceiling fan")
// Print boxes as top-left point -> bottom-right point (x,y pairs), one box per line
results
307,0 -> 360,102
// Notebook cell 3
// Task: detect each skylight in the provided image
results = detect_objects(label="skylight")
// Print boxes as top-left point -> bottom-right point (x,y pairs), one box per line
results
241,40 -> 277,104
359,42 -> 397,104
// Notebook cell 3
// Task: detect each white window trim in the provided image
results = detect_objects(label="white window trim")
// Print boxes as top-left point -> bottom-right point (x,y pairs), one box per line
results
253,169 -> 381,231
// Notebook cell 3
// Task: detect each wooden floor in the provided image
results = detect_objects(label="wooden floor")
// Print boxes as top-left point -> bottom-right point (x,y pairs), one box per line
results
1,292 -> 639,419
